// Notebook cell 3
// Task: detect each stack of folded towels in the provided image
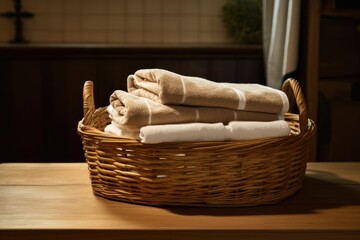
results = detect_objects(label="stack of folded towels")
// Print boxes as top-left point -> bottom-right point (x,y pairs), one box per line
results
104,68 -> 291,143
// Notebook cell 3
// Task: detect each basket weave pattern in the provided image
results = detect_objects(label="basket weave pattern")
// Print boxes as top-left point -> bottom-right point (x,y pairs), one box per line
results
78,79 -> 315,207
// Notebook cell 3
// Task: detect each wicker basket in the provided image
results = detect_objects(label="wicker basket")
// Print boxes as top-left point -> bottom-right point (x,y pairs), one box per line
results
77,78 -> 315,207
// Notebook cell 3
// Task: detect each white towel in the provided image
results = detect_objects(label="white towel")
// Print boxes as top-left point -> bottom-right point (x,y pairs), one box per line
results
225,120 -> 290,141
136,120 -> 290,143
104,122 -> 140,139
139,122 -> 226,144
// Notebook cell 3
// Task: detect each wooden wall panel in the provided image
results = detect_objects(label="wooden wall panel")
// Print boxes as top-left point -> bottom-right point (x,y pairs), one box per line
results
41,60 -> 68,162
209,60 -> 237,83
155,60 -> 182,74
9,60 -> 43,162
237,59 -> 266,84
0,45 -> 264,162
319,17 -> 360,78
0,60 -> 11,163
180,60 -> 209,79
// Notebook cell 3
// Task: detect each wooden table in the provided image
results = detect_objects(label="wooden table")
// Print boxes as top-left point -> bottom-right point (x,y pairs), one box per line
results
1,162 -> 359,240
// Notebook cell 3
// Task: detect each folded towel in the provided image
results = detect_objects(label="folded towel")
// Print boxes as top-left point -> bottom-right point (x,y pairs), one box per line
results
104,122 -> 140,139
225,120 -> 290,141
109,90 -> 284,130
138,120 -> 290,143
140,122 -> 226,143
127,68 -> 289,114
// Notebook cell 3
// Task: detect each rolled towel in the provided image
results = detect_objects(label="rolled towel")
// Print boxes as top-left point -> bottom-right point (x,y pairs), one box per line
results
225,120 -> 291,141
139,122 -> 226,143
128,68 -> 289,114
109,90 -> 284,130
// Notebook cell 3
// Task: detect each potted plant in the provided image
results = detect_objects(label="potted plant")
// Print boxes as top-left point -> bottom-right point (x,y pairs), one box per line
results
222,0 -> 262,44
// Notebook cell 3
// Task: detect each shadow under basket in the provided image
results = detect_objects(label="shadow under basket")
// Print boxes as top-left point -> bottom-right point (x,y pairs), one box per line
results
77,79 -> 315,207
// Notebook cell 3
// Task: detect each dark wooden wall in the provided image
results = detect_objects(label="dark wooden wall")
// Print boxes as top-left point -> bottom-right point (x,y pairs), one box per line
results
0,44 -> 265,162
317,15 -> 360,161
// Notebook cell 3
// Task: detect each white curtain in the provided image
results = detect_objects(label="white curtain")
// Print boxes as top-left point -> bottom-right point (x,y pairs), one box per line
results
263,0 -> 301,89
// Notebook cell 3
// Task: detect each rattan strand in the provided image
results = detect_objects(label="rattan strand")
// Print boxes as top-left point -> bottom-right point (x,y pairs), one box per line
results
77,78 -> 315,207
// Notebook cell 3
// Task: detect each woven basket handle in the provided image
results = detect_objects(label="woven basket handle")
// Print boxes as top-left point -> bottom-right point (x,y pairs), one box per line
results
282,78 -> 308,133
82,80 -> 95,125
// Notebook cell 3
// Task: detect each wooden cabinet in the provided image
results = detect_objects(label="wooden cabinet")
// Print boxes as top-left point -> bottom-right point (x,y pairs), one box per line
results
0,44 -> 264,162
301,0 -> 360,162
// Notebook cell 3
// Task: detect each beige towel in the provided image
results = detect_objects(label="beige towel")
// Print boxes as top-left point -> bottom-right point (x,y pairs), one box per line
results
109,90 -> 284,130
128,68 -> 289,114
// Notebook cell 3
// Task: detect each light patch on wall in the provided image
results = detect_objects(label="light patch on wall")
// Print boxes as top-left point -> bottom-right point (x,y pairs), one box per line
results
0,0 -> 232,44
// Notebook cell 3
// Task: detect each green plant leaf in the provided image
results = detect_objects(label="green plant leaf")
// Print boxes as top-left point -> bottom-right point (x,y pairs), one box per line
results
222,0 -> 262,44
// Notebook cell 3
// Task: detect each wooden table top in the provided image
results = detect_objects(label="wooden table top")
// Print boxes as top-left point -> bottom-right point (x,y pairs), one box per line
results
0,162 -> 359,240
